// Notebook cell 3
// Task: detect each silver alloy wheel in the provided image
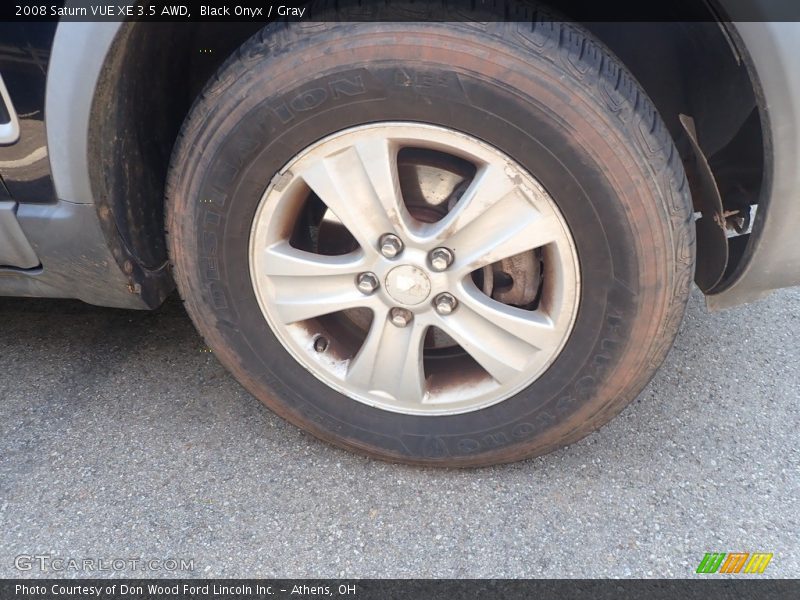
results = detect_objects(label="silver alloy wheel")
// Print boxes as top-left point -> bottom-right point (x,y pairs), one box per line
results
249,123 -> 580,415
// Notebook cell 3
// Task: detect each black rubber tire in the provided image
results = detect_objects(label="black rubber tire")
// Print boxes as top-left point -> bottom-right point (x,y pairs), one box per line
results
166,10 -> 694,467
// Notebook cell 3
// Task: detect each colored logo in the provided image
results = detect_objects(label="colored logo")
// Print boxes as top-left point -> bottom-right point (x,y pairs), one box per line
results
696,552 -> 773,574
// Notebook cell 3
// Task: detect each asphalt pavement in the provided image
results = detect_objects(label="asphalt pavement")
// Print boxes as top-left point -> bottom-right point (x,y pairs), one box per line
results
0,286 -> 798,578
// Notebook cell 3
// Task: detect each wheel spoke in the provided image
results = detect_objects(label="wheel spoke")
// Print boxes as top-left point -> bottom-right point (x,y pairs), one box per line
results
434,290 -> 555,384
270,277 -> 373,324
429,162 -> 562,274
456,279 -> 563,355
456,201 -> 561,275
346,312 -> 427,405
298,137 -> 411,253
260,241 -> 367,278
425,162 -> 518,240
260,243 -> 374,324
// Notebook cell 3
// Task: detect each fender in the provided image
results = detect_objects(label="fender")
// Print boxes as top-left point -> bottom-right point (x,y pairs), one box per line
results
0,17 -> 160,308
705,19 -> 800,308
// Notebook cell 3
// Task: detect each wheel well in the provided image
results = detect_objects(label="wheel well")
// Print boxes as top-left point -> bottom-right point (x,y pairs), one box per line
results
88,22 -> 264,271
88,12 -> 765,290
584,18 -> 765,290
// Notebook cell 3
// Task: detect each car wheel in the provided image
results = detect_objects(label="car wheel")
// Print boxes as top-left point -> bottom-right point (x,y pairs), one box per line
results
166,14 -> 694,466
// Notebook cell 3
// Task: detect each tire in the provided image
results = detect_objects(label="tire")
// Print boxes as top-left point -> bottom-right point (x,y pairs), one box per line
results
166,9 -> 694,467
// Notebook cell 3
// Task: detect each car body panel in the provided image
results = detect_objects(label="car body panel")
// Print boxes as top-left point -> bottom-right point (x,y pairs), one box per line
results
706,21 -> 800,309
0,19 -> 147,307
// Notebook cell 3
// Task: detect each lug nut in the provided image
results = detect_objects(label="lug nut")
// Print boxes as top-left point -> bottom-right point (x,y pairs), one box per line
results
356,272 -> 379,295
390,307 -> 413,328
433,293 -> 458,315
429,247 -> 454,271
313,336 -> 329,353
379,233 -> 404,258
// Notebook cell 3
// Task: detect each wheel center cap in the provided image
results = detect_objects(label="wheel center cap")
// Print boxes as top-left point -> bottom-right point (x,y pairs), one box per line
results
385,265 -> 431,306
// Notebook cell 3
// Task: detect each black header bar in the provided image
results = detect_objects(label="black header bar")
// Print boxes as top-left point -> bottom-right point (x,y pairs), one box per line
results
5,0 -> 800,23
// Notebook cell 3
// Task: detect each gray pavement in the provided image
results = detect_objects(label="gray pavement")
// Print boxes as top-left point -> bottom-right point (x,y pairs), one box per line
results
0,287 -> 798,578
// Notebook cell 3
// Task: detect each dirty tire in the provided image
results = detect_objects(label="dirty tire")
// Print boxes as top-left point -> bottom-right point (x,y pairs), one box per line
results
166,9 -> 694,467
